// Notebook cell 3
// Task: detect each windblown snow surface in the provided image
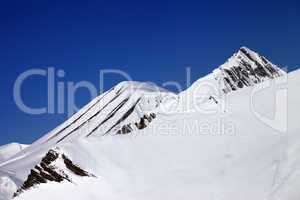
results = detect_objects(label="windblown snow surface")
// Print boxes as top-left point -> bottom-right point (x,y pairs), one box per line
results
1,47 -> 299,200
0,144 -> 28,164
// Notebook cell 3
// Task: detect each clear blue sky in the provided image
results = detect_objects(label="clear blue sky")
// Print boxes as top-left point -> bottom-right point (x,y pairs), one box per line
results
0,0 -> 299,145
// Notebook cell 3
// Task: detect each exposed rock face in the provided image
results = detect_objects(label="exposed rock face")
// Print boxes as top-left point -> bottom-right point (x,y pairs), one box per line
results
116,113 -> 156,134
214,47 -> 284,93
14,149 -> 94,198
135,113 -> 156,130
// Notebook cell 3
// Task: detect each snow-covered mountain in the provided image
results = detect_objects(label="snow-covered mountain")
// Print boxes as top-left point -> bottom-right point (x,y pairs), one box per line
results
1,47 -> 299,200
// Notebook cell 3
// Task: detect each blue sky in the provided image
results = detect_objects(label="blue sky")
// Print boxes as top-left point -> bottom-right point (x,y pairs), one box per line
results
0,0 -> 299,145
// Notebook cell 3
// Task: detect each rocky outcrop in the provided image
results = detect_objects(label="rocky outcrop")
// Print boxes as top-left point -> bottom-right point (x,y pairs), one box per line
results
116,113 -> 156,134
14,149 -> 94,198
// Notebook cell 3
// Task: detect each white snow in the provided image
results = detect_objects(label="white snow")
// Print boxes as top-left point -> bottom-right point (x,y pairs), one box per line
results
0,144 -> 28,164
0,48 -> 299,200
0,176 -> 17,200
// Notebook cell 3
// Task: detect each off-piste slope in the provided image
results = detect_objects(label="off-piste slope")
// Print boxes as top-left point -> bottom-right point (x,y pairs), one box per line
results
1,47 -> 299,200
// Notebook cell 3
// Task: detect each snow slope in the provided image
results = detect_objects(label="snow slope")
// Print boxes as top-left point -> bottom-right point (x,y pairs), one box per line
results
0,81 -> 174,177
0,47 -> 299,200
0,144 -> 27,200
0,144 -> 28,164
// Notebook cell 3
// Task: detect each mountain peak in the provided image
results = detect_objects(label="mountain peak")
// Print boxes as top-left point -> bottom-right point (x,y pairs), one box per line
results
238,46 -> 253,53
213,47 -> 285,93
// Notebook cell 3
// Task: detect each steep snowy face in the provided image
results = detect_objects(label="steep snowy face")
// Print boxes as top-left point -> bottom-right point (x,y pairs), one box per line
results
178,47 -> 285,112
0,81 -> 175,189
29,81 -> 174,146
213,47 -> 284,93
